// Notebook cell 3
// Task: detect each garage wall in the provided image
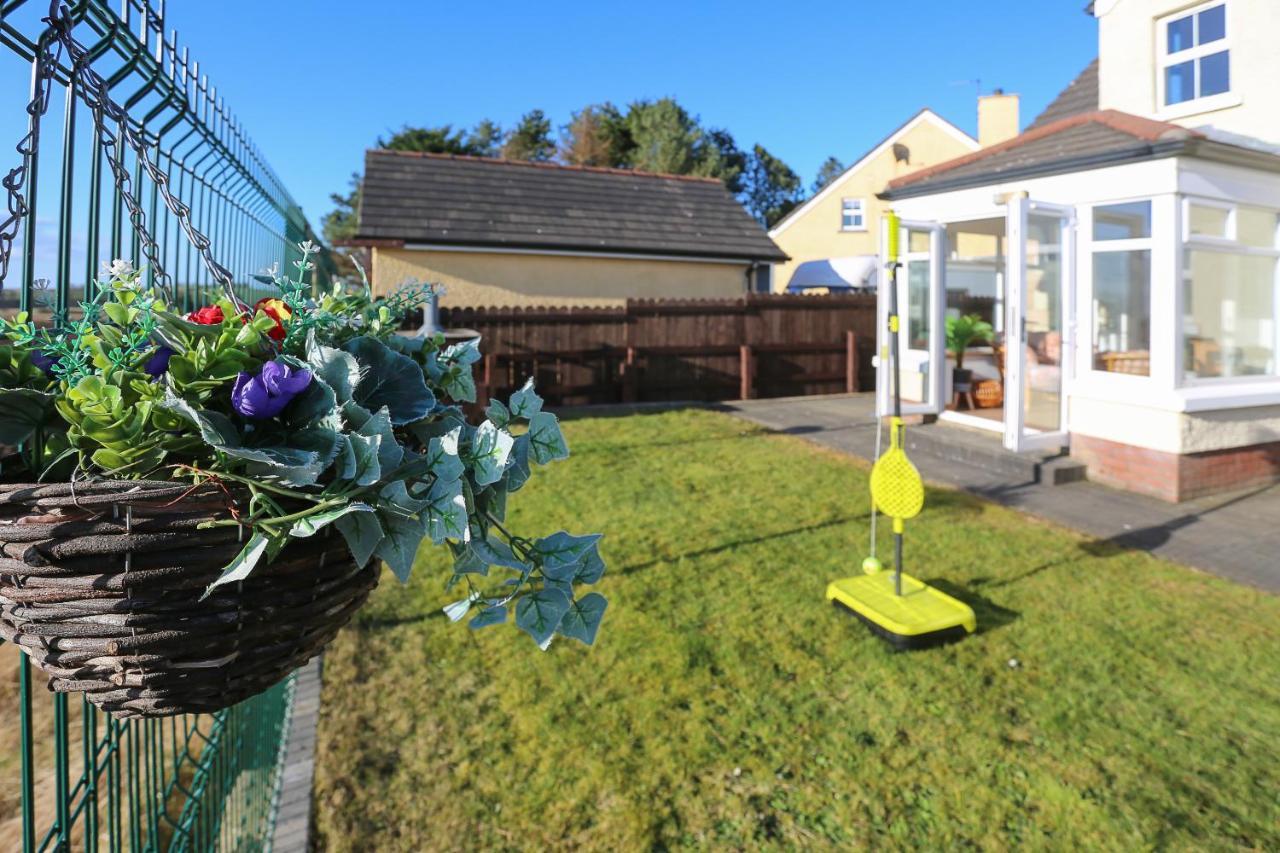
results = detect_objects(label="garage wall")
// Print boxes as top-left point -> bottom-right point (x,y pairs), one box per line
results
372,247 -> 752,308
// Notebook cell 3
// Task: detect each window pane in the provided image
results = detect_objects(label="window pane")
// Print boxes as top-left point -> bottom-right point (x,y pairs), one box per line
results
907,259 -> 930,349
1166,60 -> 1196,105
1237,206 -> 1280,249
1188,203 -> 1230,238
1093,201 -> 1152,240
1167,14 -> 1194,52
908,229 -> 931,253
1200,50 -> 1230,97
1093,250 -> 1152,375
1198,4 -> 1226,44
1184,250 -> 1278,379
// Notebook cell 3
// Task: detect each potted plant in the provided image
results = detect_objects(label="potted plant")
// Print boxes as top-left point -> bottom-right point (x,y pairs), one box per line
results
945,314 -> 994,393
0,248 -> 608,717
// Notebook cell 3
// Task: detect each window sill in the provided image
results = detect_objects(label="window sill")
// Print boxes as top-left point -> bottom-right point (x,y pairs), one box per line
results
1157,91 -> 1242,121
1176,379 -> 1280,412
839,227 -> 868,233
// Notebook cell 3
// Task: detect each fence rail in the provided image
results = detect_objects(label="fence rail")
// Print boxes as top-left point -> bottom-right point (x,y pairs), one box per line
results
1,2 -> 318,849
439,293 -> 879,406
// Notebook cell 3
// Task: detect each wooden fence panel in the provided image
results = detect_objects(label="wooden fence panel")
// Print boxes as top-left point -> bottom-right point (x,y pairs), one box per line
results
436,294 -> 878,407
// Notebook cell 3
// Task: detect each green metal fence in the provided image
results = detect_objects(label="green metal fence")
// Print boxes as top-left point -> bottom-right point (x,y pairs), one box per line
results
1,1 -> 327,849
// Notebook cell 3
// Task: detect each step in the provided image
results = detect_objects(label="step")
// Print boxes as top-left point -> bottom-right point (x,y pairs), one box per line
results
905,421 -> 1087,486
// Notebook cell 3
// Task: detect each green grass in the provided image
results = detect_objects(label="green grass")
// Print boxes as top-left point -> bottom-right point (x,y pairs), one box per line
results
313,409 -> 1280,851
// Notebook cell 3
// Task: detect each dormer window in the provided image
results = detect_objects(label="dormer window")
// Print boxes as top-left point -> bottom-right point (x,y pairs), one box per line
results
1159,2 -> 1230,108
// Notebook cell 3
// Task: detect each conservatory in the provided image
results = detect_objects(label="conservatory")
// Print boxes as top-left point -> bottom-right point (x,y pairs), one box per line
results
876,111 -> 1280,501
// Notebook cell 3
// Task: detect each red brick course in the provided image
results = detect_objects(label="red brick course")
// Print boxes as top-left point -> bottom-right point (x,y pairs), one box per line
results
1072,434 -> 1280,502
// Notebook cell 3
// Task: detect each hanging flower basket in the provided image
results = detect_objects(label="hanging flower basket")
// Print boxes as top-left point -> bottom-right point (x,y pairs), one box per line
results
0,481 -> 377,717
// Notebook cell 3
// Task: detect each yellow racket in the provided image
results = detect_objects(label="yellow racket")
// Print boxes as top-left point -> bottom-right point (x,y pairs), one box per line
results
870,416 -> 924,530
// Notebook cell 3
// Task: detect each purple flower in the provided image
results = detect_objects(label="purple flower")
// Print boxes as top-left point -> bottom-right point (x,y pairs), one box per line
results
143,346 -> 173,379
29,349 -> 59,376
231,360 -> 312,420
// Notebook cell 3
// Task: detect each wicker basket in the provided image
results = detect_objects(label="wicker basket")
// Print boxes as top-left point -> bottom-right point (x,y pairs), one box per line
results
973,379 -> 1004,409
0,480 -> 377,718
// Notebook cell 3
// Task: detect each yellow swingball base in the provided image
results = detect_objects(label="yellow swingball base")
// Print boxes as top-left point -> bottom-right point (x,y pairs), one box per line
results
826,572 -> 976,651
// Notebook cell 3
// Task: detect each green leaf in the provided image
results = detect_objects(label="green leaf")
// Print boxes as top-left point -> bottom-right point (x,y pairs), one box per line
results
352,404 -> 403,473
288,502 -> 375,538
201,533 -> 270,600
468,420 -> 514,487
283,375 -> 338,428
373,509 -> 425,583
0,388 -> 57,445
485,398 -> 510,428
306,332 -> 361,402
423,476 -> 468,544
344,431 -> 382,486
344,335 -> 436,424
515,587 -> 571,647
531,531 -> 603,580
556,593 -> 608,645
508,378 -> 543,420
468,605 -> 507,630
425,428 -> 465,483
528,412 -> 569,464
505,435 -> 532,493
336,510 -> 384,568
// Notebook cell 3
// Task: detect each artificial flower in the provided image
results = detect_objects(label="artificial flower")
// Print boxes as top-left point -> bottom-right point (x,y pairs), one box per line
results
254,297 -> 291,342
231,360 -> 311,419
187,305 -> 225,325
143,346 -> 173,379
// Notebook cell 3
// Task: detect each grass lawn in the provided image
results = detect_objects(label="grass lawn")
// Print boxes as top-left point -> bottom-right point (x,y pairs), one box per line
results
312,409 -> 1280,850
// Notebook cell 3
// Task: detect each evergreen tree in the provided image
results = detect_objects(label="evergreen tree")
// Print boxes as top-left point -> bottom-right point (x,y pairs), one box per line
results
812,156 -> 846,193
742,144 -> 802,227
321,172 -> 361,245
559,103 -> 633,167
625,98 -> 701,174
467,119 -> 504,158
694,128 -> 747,195
501,110 -> 555,161
378,125 -> 477,154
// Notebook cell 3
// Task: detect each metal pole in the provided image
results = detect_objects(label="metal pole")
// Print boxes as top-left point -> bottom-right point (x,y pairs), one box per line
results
886,213 -> 904,597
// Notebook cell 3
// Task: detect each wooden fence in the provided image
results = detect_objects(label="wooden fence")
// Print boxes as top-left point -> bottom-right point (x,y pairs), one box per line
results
433,294 -> 879,407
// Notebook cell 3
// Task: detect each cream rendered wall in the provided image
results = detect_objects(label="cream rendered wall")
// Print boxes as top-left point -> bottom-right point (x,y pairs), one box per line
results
768,116 -> 978,291
371,247 -> 751,308
1096,0 -> 1280,143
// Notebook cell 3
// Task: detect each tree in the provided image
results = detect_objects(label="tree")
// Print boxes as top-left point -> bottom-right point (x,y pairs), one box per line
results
468,119 -> 504,158
625,98 -> 702,174
741,144 -> 802,227
321,172 -> 361,245
559,103 -> 632,167
693,127 -> 747,195
501,110 -> 555,161
378,125 -> 477,155
812,156 -> 846,194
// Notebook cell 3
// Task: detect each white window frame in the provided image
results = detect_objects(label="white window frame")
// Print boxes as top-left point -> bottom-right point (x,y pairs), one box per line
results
840,197 -> 866,232
1156,1 -> 1237,119
1088,198 -> 1156,381
1178,195 -> 1280,387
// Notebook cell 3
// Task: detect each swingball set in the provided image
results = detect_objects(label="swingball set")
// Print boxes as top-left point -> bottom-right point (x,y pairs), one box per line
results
826,212 -> 977,650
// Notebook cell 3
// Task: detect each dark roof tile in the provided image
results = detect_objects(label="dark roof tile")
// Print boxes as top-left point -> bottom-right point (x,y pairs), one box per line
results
1028,59 -> 1099,130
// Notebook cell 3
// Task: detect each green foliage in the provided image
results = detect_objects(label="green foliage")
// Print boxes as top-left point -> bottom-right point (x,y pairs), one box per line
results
378,122 -> 502,156
0,245 -> 608,648
625,98 -> 703,175
812,155 -> 846,194
945,314 -> 995,369
742,143 -> 803,227
321,172 -> 361,246
559,103 -> 632,167
501,109 -> 555,162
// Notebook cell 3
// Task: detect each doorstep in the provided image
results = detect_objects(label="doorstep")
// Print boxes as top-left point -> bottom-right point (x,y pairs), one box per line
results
910,419 -> 1087,486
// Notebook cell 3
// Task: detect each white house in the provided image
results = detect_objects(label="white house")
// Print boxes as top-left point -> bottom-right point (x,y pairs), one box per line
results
876,0 -> 1280,501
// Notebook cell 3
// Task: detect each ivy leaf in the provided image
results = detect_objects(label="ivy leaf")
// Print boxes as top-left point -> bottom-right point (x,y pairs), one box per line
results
527,412 -> 569,464
467,420 -> 514,487
505,435 -> 532,493
424,476 -> 469,544
515,587 -> 571,647
374,509 -> 425,583
556,593 -> 608,645
425,428 -> 465,483
508,378 -> 543,420
441,337 -> 482,366
344,335 -> 436,425
336,510 -> 385,568
531,532 -> 603,581
469,604 -> 507,630
0,388 -> 57,445
200,533 -> 270,600
485,398 -> 510,428
288,501 -> 376,538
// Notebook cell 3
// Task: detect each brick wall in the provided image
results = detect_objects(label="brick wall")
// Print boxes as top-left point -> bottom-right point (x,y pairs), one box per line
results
1072,434 -> 1280,502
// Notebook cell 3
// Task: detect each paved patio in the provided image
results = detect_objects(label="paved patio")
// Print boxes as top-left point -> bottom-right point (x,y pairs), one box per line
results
721,394 -> 1279,593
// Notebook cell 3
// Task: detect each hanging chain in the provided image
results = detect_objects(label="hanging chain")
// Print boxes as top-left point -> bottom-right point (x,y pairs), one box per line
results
0,1 -> 242,306
0,22 -> 62,288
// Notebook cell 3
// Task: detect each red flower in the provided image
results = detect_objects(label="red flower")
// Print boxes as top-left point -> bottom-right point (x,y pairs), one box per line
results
254,297 -> 292,342
187,305 -> 225,325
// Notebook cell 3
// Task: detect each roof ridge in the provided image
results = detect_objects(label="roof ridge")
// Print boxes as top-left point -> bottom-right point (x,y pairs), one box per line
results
366,148 -> 725,184
886,109 -> 1198,190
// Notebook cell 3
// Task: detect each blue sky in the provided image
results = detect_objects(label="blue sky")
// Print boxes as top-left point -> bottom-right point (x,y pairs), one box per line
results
2,0 -> 1099,239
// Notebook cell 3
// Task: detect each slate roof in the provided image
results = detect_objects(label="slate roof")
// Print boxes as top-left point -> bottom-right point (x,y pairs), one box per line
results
1028,59 -> 1099,130
354,150 -> 787,262
882,110 -> 1204,198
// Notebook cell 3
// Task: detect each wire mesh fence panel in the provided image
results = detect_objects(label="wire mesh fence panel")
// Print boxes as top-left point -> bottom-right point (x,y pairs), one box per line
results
0,1 -> 322,849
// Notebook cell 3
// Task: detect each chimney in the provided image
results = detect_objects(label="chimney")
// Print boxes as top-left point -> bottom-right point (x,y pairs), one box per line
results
978,89 -> 1020,146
